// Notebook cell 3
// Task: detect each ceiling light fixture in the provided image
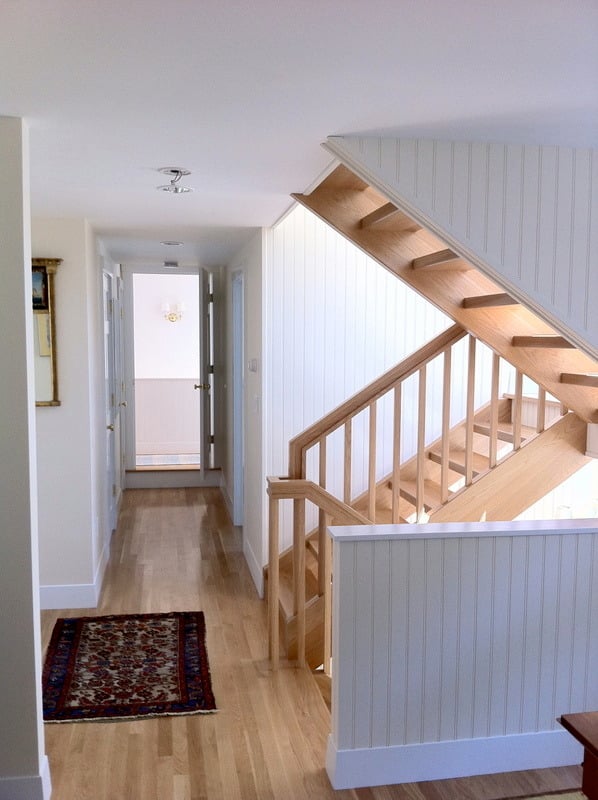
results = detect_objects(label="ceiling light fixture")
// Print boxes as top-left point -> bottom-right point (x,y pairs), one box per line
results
157,167 -> 194,194
160,240 -> 184,246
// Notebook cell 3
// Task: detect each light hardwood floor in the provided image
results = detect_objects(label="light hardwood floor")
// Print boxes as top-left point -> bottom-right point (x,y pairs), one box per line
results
41,488 -> 582,800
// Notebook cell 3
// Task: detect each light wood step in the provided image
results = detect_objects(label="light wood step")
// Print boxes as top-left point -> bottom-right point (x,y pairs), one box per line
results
392,478 -> 448,512
359,202 -> 421,232
427,448 -> 489,477
512,335 -> 574,348
412,248 -> 467,270
560,372 -> 598,387
462,292 -> 517,308
473,421 -> 535,444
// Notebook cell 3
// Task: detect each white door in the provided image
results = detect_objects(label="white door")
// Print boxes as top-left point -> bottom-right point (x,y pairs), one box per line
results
103,271 -> 118,532
232,271 -> 244,524
197,268 -> 215,470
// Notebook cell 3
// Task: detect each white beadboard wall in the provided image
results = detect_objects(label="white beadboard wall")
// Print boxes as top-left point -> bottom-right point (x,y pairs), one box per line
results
325,136 -> 598,360
327,521 -> 598,789
265,205 -> 452,547
135,378 -> 200,454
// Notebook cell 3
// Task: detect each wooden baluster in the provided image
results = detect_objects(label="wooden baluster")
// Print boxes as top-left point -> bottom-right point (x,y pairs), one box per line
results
293,498 -> 306,667
322,513 -> 333,676
465,336 -> 476,485
536,387 -> 546,433
392,382 -> 402,522
512,370 -> 523,450
268,493 -> 280,670
489,353 -> 500,468
368,400 -> 377,521
440,347 -> 451,504
318,437 -> 327,596
416,365 -> 426,521
343,420 -> 352,505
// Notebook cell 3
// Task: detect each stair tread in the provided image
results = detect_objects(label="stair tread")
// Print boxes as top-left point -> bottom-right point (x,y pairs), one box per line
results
428,448 -> 489,476
391,478 -> 447,511
473,420 -> 536,443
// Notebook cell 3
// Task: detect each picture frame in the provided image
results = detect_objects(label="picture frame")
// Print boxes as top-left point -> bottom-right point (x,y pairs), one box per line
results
32,266 -> 49,311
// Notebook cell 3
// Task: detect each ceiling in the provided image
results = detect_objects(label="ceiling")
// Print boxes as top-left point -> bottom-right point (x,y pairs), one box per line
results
1,0 -> 596,268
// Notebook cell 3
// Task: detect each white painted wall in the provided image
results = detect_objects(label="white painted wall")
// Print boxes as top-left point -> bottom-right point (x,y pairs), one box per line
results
0,116 -> 50,800
132,273 -> 200,378
325,136 -> 598,359
135,379 -> 200,454
327,520 -> 598,789
32,218 -> 108,609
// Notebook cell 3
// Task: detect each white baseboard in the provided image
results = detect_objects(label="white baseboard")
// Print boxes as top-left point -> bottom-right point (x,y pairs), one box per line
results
40,533 -> 111,610
0,755 -> 52,800
40,580 -> 99,610
243,536 -> 264,598
326,729 -> 583,790
220,479 -> 234,521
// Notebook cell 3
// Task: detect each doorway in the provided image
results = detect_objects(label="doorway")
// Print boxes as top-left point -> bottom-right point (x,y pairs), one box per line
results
132,272 -> 201,469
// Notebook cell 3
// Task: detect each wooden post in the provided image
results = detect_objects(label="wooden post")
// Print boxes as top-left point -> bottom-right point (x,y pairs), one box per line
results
368,400 -> 377,521
416,365 -> 427,520
489,353 -> 500,468
465,336 -> 476,485
322,516 -> 333,676
268,492 -> 280,670
440,348 -> 451,504
293,498 -> 306,667
318,437 -> 327,595
392,383 -> 402,522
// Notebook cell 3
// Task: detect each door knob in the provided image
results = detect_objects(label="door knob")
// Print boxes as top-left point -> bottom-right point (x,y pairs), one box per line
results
106,424 -> 115,431
194,383 -> 210,390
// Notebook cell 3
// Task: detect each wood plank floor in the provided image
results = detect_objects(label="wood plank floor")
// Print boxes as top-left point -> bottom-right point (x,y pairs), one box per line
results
41,488 -> 582,800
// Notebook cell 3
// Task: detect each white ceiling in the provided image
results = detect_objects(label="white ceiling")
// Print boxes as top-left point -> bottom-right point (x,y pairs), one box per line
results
1,0 -> 596,267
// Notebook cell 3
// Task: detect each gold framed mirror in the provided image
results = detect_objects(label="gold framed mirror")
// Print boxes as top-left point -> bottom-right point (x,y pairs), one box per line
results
32,257 -> 62,406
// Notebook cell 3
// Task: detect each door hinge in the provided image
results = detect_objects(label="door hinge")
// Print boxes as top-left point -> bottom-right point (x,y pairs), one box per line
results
209,435 -> 215,444
208,364 -> 214,374
208,292 -> 214,303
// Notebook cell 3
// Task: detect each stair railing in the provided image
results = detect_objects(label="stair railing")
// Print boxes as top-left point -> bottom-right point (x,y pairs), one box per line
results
267,477 -> 370,672
269,324 -> 567,668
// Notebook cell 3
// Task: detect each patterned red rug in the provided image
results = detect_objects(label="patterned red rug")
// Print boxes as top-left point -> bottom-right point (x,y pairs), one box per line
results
42,611 -> 217,722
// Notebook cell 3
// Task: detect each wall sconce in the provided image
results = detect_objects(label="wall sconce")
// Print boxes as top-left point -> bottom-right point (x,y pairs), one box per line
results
162,301 -> 184,322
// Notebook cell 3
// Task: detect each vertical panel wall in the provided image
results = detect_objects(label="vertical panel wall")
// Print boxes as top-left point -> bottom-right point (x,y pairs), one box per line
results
326,136 -> 598,358
265,205 -> 451,547
327,521 -> 598,790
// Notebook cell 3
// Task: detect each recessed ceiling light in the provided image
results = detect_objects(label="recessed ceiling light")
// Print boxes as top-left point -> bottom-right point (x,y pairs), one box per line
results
160,240 -> 184,246
157,167 -> 194,194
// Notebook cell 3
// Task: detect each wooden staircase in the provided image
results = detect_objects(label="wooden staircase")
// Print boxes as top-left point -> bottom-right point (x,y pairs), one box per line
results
292,164 -> 598,424
267,163 -> 598,672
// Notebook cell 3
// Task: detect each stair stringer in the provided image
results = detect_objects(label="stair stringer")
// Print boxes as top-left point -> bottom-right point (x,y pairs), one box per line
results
428,412 -> 589,523
323,135 -> 598,361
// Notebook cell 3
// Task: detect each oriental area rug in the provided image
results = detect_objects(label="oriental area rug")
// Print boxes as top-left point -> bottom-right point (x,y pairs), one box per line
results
42,611 -> 216,722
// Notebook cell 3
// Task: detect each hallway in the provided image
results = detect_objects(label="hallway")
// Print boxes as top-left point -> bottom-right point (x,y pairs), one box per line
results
41,488 -> 581,799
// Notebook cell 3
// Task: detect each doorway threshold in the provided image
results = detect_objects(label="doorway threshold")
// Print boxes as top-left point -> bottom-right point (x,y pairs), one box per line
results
125,467 -> 221,490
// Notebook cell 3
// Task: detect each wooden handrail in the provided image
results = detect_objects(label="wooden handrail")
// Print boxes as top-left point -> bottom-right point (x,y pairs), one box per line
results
267,477 -> 370,670
267,477 -> 372,525
288,323 -> 466,478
